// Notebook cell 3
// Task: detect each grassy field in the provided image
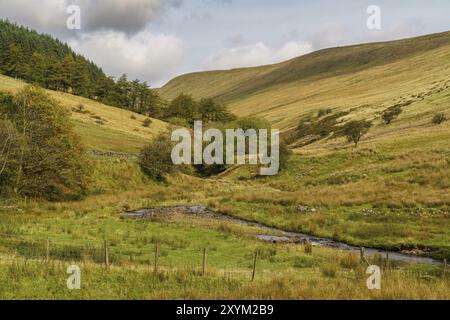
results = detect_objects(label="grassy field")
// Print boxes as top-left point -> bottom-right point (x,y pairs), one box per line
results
0,158 -> 448,299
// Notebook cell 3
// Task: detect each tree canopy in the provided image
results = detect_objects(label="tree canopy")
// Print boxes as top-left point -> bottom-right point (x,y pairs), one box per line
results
0,86 -> 90,200
0,20 -> 161,118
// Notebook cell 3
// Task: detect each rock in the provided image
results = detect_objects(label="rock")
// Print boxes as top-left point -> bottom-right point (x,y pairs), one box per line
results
297,205 -> 317,214
359,208 -> 380,216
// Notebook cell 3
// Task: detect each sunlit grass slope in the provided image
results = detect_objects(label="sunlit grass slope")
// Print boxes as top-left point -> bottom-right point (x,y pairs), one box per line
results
160,31 -> 450,133
0,74 -> 168,153
159,31 -> 450,259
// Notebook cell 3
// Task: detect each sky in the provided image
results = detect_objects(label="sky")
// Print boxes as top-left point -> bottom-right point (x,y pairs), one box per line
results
1,0 -> 449,87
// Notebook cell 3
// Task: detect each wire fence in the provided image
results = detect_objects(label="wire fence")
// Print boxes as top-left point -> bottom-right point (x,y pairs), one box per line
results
0,232 -> 265,279
0,232 -> 448,285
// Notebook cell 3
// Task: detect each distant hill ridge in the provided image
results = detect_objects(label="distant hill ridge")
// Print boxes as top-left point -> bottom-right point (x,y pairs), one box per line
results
160,31 -> 450,103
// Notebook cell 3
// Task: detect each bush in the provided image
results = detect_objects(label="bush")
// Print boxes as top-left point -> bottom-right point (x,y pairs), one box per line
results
142,118 -> 152,127
382,106 -> 402,125
432,113 -> 446,125
317,108 -> 333,118
295,111 -> 350,147
1,86 -> 90,200
320,264 -> 337,278
304,242 -> 313,254
339,253 -> 360,270
139,133 -> 176,181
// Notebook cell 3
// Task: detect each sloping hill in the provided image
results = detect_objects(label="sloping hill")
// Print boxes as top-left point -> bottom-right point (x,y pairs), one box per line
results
160,31 -> 450,133
0,74 -> 168,153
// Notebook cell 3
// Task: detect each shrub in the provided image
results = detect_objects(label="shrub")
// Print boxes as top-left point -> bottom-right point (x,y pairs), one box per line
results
139,133 -> 176,181
304,242 -> 313,254
321,264 -> 337,278
382,106 -> 402,125
295,111 -> 350,147
318,108 -> 333,118
432,113 -> 446,125
339,253 -> 360,269
142,118 -> 152,127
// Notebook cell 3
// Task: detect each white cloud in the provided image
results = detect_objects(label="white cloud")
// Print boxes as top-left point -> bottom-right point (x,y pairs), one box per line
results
0,0 -> 181,34
76,0 -> 181,33
0,0 -> 184,85
0,0 -> 67,34
70,30 -> 184,85
208,41 -> 313,70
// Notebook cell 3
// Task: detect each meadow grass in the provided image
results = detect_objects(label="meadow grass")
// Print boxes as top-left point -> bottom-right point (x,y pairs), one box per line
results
0,256 -> 447,300
0,157 -> 448,299
0,211 -> 448,300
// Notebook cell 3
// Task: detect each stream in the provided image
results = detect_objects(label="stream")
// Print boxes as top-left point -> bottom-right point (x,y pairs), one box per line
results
121,205 -> 442,266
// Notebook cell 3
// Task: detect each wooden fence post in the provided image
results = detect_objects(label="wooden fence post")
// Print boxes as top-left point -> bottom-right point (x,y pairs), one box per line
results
154,243 -> 159,273
386,252 -> 390,269
252,251 -> 258,282
104,240 -> 109,270
360,247 -> 365,263
202,248 -> 207,276
444,259 -> 447,279
46,238 -> 50,263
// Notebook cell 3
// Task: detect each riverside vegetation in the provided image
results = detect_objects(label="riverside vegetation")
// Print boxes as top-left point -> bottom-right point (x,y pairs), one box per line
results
0,23 -> 449,299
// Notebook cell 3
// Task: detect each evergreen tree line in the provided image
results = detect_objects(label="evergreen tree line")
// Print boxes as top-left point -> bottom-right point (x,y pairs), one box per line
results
0,21 -> 237,126
0,20 -> 159,117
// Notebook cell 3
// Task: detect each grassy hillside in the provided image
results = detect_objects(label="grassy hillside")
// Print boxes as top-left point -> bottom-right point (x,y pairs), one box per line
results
160,32 -> 450,133
159,31 -> 450,260
0,74 -> 168,153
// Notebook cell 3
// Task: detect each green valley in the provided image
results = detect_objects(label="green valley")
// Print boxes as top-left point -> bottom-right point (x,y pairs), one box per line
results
0,22 -> 449,300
